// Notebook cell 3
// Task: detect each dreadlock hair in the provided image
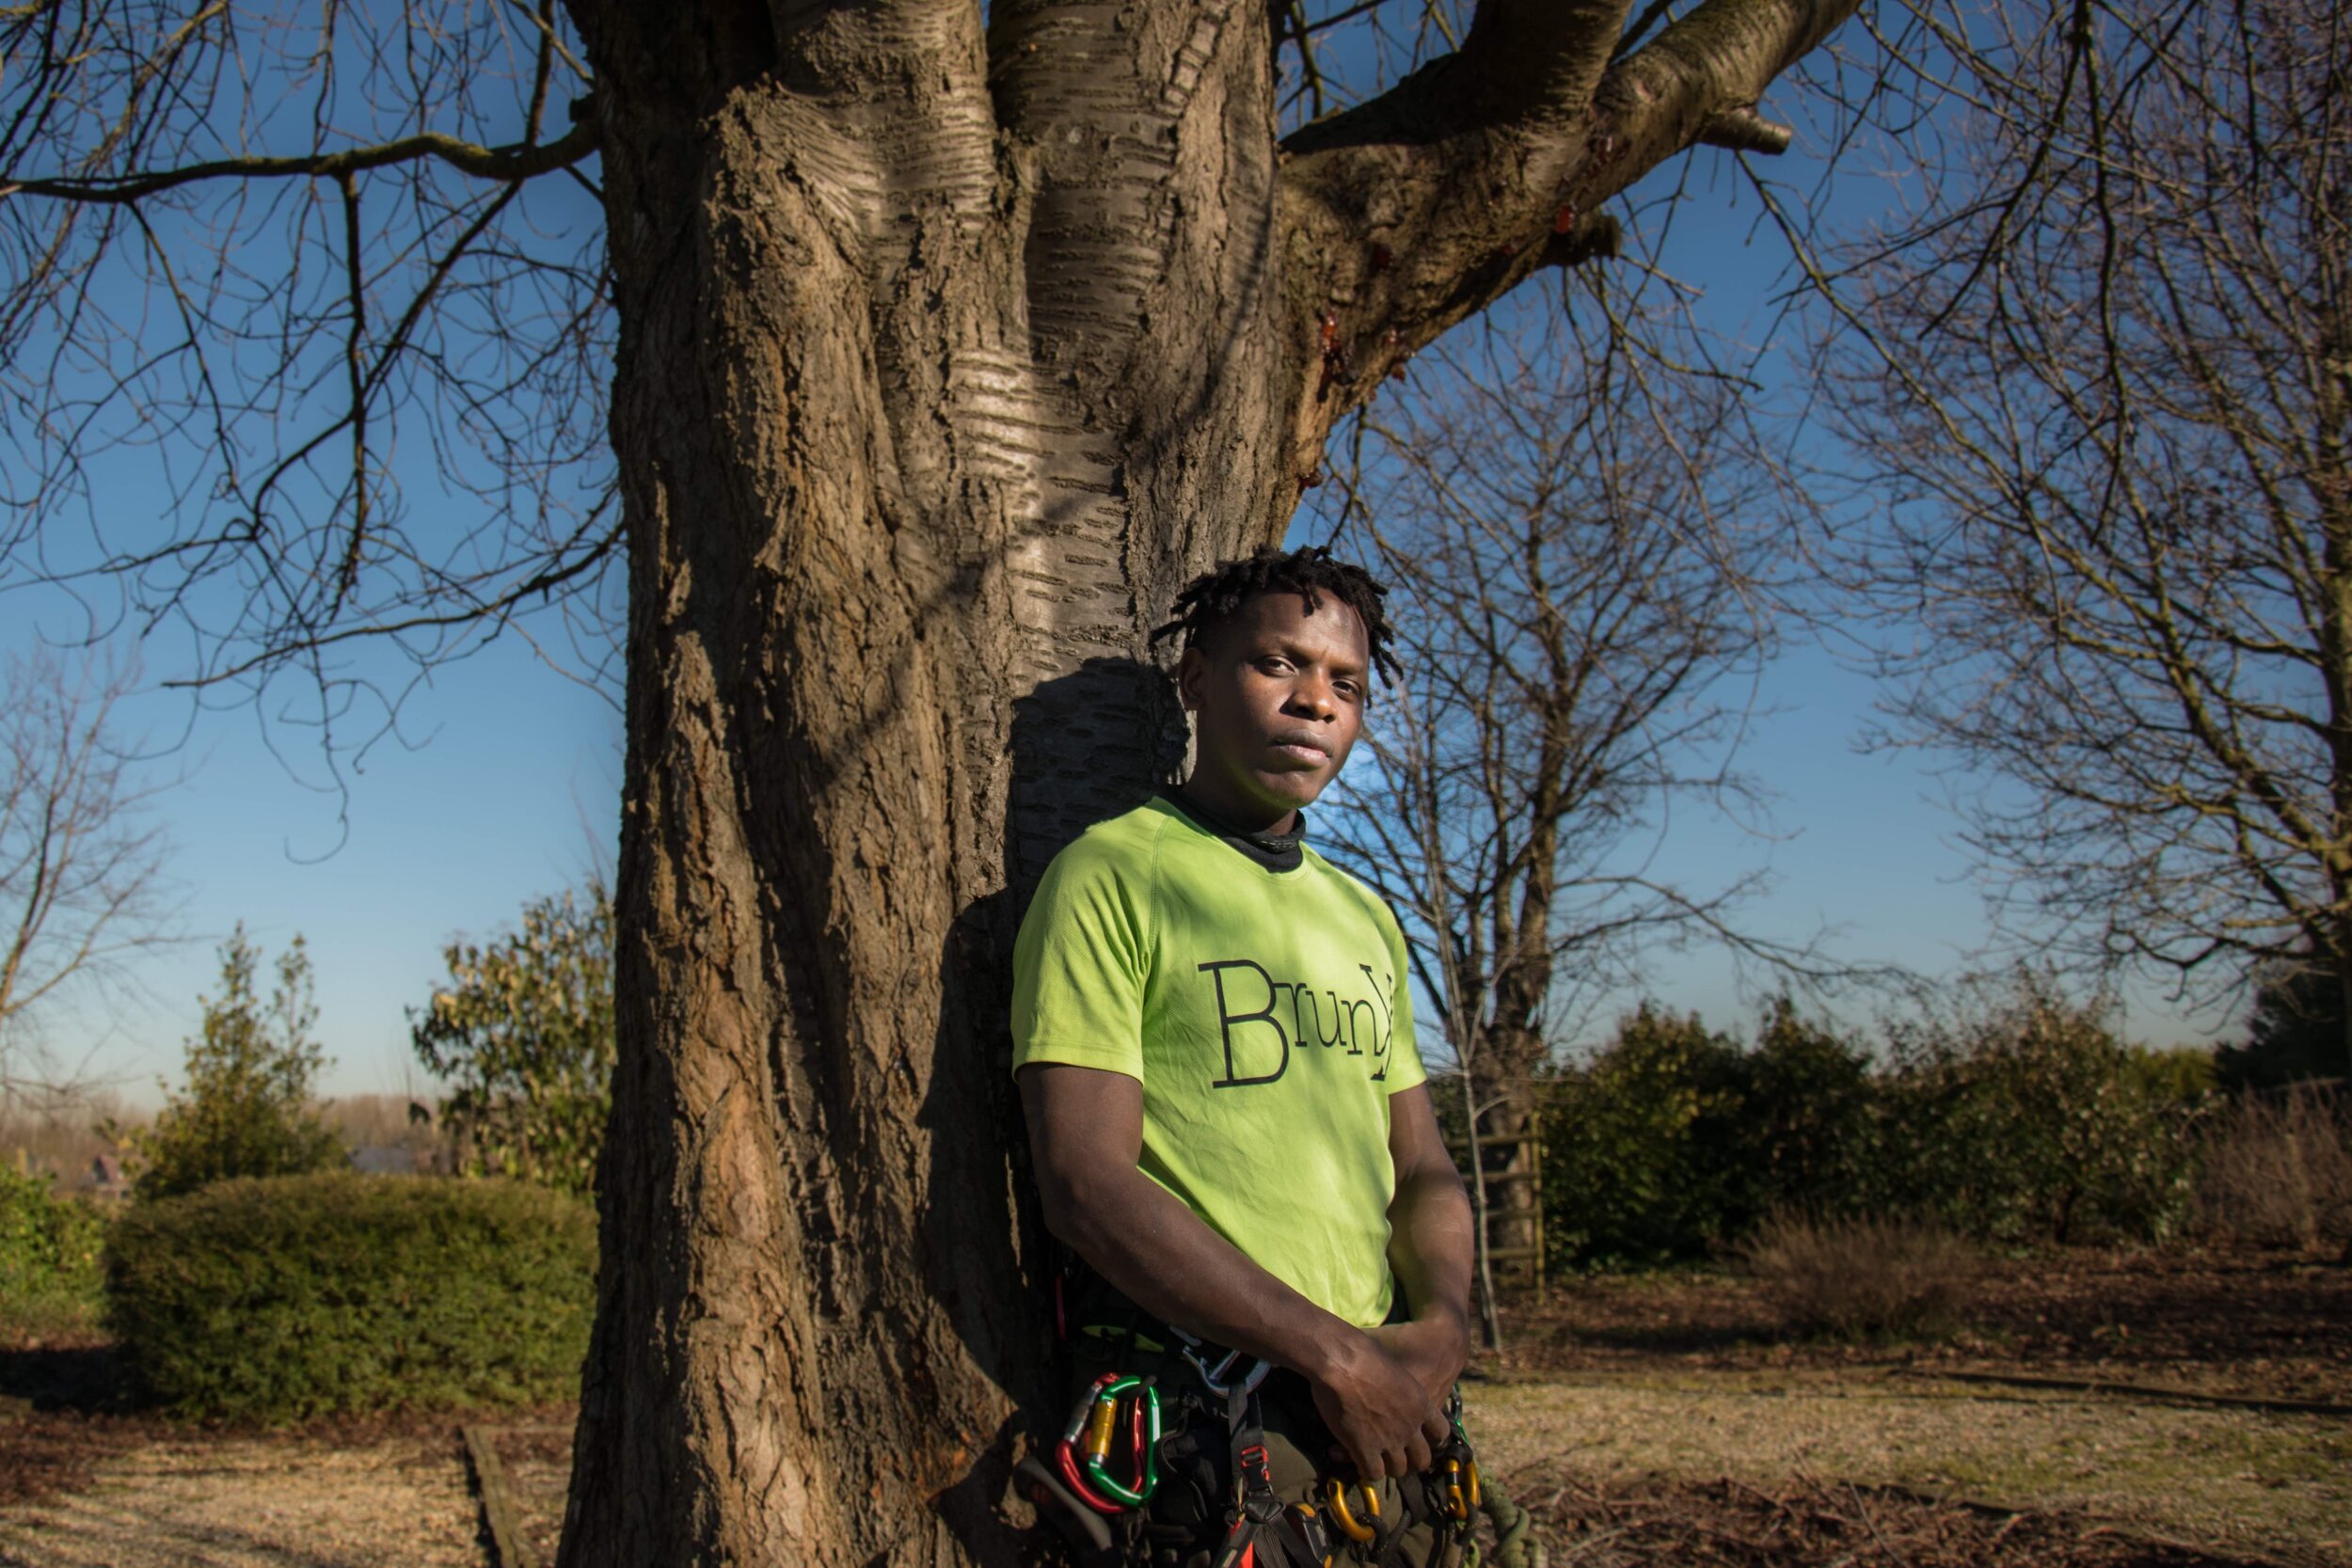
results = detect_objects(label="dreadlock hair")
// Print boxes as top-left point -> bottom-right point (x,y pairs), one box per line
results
1149,546 -> 1402,689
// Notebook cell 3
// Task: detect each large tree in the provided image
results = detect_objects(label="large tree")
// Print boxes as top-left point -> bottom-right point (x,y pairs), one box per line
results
1,1 -> 1863,1560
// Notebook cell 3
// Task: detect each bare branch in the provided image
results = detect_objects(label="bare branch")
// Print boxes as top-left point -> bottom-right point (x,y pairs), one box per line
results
3,111 -> 598,205
0,646 -> 183,1093
1806,0 -> 2352,1053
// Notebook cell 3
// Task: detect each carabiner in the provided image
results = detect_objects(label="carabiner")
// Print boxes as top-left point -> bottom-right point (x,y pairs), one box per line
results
1081,1374 -> 1162,1506
1291,1501 -> 1336,1568
1184,1342 -> 1273,1396
1439,1457 -> 1470,1523
1055,1372 -> 1128,1514
1324,1477 -> 1380,1543
1172,1328 -> 1274,1397
1055,1440 -> 1125,1514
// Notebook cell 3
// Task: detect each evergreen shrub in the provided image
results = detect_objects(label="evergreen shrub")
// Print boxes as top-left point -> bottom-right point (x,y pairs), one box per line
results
1876,977 -> 2204,1244
133,928 -> 343,1201
1533,977 -> 2209,1272
103,1171 -> 594,1421
1539,1006 -> 1747,1268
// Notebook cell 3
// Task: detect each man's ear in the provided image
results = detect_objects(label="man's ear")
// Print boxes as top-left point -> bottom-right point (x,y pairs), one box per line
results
1175,644 -> 1204,712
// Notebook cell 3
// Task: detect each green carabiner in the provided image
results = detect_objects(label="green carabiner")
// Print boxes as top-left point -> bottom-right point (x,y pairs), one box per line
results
1082,1374 -> 1161,1506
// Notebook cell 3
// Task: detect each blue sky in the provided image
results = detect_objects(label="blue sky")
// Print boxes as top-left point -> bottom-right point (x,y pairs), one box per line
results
1,22 -> 2240,1107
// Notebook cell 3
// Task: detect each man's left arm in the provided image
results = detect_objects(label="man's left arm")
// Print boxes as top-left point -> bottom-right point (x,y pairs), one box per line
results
1376,1084 -> 1475,1400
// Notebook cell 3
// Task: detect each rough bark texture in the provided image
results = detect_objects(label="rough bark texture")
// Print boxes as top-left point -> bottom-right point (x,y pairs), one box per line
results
551,2 -> 1859,1563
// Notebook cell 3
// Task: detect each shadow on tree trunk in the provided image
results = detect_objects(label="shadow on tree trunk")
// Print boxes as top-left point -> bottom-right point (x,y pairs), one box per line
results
922,656 -> 1185,1561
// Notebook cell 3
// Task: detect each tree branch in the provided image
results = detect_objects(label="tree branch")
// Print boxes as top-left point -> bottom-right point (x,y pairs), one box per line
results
3,106 -> 600,206
1274,0 -> 1853,461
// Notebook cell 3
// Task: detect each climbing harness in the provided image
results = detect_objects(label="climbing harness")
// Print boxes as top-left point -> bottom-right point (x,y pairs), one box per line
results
1025,1337 -> 1486,1568
1022,1260 -> 1499,1568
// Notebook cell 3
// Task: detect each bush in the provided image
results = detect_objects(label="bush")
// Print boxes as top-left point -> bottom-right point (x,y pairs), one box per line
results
1729,1000 -> 1884,1226
1534,976 -> 2210,1273
103,1171 -> 594,1422
134,928 -> 343,1201
2193,1085 -> 2352,1247
1875,974 -> 2205,1245
411,883 -> 612,1197
0,1164 -> 107,1337
1541,1006 -> 1749,1268
1740,1211 -> 1979,1340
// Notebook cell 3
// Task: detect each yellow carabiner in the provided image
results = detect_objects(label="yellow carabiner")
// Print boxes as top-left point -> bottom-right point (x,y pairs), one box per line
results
1325,1478 -> 1380,1543
1441,1458 -> 1469,1523
1466,1458 -> 1482,1511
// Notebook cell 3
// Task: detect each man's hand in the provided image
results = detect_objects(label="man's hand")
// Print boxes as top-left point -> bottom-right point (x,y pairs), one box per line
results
1309,1330 -> 1454,1481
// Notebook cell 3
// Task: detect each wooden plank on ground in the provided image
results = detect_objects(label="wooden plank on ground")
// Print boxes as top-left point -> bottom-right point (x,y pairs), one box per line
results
1895,1367 -> 2352,1418
462,1422 -> 532,1568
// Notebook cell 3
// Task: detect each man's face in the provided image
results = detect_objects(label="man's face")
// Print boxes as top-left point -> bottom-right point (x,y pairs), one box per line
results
1177,589 -> 1371,830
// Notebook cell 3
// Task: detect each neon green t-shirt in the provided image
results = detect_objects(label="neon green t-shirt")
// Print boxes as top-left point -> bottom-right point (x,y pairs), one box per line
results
1010,795 -> 1425,1329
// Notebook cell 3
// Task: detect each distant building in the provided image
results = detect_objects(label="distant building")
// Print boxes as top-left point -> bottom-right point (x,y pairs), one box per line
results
349,1145 -> 427,1177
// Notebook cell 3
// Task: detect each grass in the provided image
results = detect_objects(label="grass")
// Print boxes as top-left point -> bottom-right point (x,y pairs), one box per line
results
1467,1370 -> 2352,1564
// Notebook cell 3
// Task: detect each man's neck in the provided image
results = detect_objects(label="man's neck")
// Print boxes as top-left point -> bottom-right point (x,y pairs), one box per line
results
1163,785 -> 1307,872
1171,780 -> 1297,840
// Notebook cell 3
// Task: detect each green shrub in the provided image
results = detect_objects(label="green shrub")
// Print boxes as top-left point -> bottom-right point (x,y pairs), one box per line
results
1542,1001 -> 1885,1268
1727,1001 -> 1884,1227
103,1171 -> 594,1422
1877,975 -> 2205,1245
411,883 -> 613,1198
134,928 -> 343,1201
1535,976 -> 2209,1273
1541,1005 -> 1750,1268
0,1165 -> 107,1337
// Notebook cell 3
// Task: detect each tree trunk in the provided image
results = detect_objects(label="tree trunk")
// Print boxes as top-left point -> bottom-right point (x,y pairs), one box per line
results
558,9 -> 1300,1565
550,3 -> 1860,1562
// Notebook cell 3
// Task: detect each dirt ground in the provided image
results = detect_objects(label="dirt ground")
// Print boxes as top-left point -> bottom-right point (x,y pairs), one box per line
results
1,1246 -> 2344,1567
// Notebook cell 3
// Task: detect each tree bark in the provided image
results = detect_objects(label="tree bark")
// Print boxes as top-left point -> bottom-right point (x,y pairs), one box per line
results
551,2 -> 1860,1562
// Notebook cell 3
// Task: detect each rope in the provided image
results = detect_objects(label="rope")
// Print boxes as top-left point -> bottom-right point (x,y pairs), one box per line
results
1476,1472 -> 1546,1568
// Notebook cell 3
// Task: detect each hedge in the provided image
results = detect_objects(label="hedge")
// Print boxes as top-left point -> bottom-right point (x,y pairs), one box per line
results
103,1171 -> 594,1422
1535,987 -> 2210,1270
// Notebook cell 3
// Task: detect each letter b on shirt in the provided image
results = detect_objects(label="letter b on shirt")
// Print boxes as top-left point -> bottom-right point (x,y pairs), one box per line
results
1199,958 -> 1289,1087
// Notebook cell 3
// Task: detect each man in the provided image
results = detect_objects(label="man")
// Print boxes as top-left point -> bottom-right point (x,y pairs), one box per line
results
1013,546 -> 1477,1568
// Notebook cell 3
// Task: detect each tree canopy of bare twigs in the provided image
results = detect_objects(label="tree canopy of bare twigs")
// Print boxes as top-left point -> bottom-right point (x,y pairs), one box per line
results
0,646 -> 179,1095
0,2 -> 620,761
1313,282 -> 1817,1336
1804,0 -> 2352,1065
1321,286 -> 1799,1097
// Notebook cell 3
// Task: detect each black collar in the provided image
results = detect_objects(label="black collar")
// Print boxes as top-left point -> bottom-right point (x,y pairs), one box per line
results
1159,788 -> 1307,873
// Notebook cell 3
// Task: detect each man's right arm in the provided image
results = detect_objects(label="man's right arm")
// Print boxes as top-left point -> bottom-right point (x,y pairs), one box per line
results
1020,1061 -> 1450,1480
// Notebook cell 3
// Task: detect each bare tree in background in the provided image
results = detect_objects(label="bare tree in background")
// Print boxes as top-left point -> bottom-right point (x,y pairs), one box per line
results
0,648 -> 178,1095
1316,281 -> 1804,1335
0,2 -> 1867,1558
1795,0 -> 2352,1071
